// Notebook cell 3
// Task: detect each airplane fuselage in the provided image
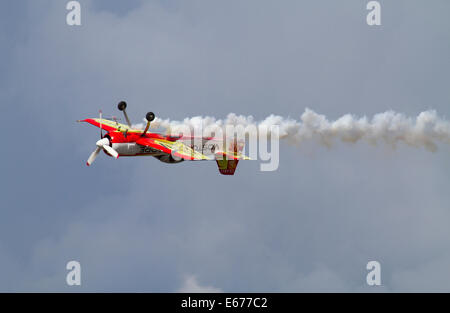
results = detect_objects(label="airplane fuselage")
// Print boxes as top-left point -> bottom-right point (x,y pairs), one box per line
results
105,131 -> 221,158
81,103 -> 247,174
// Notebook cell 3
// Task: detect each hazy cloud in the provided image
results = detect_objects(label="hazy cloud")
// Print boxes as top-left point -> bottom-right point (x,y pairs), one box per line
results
178,275 -> 223,293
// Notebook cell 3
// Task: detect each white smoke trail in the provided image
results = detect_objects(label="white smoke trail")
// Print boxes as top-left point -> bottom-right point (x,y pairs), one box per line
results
138,108 -> 450,152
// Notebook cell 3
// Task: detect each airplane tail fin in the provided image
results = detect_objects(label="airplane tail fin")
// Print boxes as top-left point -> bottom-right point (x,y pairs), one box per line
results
216,158 -> 239,175
215,139 -> 247,175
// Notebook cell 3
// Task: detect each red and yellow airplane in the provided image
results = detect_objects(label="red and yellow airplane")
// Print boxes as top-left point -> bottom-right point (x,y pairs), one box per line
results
79,101 -> 249,175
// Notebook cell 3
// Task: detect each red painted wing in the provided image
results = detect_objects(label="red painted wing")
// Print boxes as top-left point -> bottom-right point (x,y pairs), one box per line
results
80,118 -> 134,132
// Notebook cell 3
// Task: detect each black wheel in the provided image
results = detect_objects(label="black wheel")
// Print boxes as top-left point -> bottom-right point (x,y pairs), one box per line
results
118,101 -> 127,111
146,112 -> 155,122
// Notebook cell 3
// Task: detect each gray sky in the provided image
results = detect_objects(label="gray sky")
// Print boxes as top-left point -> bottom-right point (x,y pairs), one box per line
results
1,0 -> 450,292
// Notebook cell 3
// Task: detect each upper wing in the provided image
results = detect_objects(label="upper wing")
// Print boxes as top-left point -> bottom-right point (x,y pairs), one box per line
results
136,137 -> 213,161
80,118 -> 141,133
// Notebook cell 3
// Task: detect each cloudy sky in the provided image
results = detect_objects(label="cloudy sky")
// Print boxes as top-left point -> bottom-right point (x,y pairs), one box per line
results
1,0 -> 450,292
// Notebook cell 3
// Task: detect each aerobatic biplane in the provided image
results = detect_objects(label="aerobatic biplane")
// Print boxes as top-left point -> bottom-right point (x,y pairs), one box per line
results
78,101 -> 250,175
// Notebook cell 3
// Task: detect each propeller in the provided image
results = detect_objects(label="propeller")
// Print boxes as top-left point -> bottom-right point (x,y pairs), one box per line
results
86,137 -> 119,166
86,110 -> 119,166
87,143 -> 102,166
